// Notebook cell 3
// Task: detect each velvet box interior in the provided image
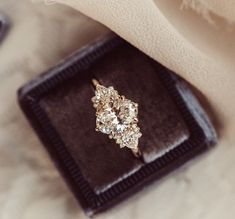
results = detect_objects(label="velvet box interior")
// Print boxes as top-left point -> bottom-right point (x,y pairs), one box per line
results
18,33 -> 217,216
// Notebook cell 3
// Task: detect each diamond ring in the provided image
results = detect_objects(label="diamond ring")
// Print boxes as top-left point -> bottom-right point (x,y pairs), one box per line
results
91,79 -> 142,157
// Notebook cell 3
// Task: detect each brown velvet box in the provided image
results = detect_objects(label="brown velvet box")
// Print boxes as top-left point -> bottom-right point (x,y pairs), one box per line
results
0,13 -> 9,43
18,33 -> 217,216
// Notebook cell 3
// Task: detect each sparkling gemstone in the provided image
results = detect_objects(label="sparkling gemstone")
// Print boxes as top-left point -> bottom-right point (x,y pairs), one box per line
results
96,109 -> 117,134
100,127 -> 112,134
92,82 -> 142,151
120,130 -> 139,149
119,100 -> 138,124
115,124 -> 126,133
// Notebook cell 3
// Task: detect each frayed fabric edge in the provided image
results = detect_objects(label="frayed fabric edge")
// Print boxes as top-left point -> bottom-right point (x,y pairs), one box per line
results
180,0 -> 215,25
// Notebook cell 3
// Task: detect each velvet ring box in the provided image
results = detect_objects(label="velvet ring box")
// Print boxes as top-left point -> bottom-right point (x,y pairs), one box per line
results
0,13 -> 9,43
18,33 -> 217,216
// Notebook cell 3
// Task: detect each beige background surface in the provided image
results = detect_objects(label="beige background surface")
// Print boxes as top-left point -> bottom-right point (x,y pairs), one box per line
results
0,1 -> 235,219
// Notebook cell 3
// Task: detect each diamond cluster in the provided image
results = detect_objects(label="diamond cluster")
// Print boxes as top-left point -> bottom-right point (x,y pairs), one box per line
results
92,82 -> 142,152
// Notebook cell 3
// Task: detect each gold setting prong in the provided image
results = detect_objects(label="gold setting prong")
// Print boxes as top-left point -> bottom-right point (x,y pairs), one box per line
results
132,148 -> 141,157
92,79 -> 100,87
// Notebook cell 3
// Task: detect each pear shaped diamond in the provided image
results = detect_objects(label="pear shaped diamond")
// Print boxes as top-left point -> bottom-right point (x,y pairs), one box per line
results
92,81 -> 142,153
